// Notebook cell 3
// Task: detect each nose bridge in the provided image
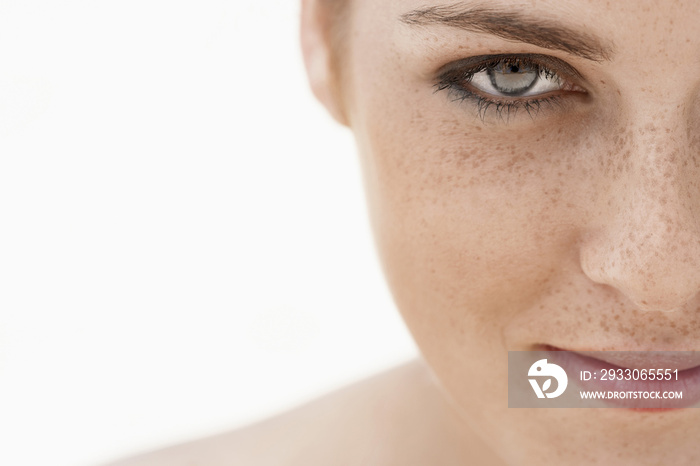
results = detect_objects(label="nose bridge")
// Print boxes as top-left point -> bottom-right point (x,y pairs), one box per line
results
581,108 -> 700,312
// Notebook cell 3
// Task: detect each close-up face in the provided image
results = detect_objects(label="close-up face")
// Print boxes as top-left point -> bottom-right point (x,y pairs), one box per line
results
311,0 -> 700,464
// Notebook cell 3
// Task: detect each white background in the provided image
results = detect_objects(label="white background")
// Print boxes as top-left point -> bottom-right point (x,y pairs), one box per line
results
0,2 -> 418,465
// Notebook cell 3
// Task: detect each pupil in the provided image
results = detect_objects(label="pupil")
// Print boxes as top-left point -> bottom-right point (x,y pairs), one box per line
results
487,60 -> 539,96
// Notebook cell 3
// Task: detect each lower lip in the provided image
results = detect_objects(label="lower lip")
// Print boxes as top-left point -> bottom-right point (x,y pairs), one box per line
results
543,346 -> 700,410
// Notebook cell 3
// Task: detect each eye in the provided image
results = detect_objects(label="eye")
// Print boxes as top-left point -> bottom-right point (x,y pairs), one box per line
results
470,58 -> 563,97
435,54 -> 586,121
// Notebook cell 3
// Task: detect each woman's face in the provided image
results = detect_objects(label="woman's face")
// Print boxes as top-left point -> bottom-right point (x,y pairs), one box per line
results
328,0 -> 700,463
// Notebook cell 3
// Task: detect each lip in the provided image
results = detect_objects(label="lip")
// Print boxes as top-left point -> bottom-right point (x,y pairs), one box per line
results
542,345 -> 700,409
542,345 -> 700,371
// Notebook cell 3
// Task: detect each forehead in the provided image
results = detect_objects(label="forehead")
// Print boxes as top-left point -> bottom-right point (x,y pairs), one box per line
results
355,0 -> 696,47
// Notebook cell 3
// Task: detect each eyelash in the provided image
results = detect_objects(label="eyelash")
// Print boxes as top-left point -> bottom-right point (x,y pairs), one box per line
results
435,54 -> 578,121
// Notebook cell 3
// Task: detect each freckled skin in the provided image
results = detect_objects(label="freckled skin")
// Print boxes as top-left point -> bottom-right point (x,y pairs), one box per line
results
333,0 -> 700,464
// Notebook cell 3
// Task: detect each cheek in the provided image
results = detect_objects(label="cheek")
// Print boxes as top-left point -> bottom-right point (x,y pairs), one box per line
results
352,97 -> 614,456
356,104 -> 580,328
350,73 -> 612,374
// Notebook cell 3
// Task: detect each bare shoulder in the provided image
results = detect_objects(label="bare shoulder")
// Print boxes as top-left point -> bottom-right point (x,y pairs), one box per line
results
105,358 -> 450,466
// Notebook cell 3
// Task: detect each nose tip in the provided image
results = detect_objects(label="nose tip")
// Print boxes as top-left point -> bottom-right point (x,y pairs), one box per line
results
580,219 -> 700,313
579,157 -> 700,313
576,106 -> 700,314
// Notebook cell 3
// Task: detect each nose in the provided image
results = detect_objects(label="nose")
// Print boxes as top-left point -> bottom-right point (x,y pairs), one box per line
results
579,110 -> 700,312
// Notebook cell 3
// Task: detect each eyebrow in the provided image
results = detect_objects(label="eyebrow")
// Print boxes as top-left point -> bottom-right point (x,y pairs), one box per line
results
400,4 -> 614,62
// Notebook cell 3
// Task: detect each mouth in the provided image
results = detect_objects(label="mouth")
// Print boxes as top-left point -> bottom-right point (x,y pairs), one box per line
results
541,344 -> 700,370
540,345 -> 700,410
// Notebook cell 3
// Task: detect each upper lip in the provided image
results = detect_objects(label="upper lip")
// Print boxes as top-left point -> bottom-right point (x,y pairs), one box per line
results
543,345 -> 700,371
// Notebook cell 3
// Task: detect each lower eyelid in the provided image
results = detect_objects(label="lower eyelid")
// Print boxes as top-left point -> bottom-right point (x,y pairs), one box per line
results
440,83 -> 581,123
460,76 -> 574,101
461,87 -> 566,107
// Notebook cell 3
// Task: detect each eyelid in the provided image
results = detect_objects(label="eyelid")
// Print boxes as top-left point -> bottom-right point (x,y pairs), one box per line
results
435,53 -> 584,85
433,53 -> 589,122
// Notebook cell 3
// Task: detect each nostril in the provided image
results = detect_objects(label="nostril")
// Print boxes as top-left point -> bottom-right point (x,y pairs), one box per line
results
580,220 -> 700,314
639,306 -> 683,313
634,297 -> 689,313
